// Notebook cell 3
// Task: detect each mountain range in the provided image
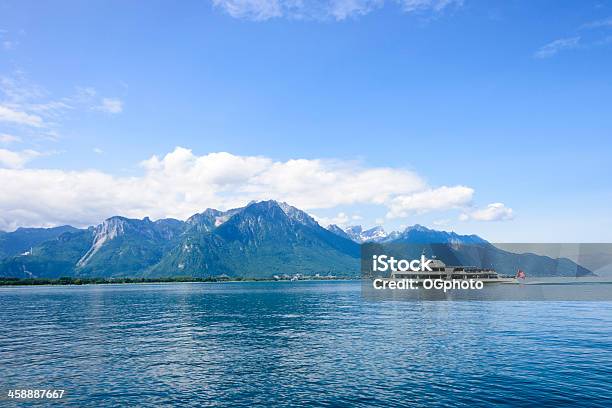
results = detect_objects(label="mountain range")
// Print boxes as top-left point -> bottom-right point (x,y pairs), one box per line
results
0,201 -> 358,279
327,223 -> 487,245
0,200 -> 593,279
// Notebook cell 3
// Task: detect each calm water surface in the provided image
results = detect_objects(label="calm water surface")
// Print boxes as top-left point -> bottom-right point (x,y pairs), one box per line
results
1,281 -> 611,407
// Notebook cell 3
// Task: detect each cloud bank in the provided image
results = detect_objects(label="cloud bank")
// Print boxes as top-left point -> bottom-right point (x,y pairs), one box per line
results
0,147 -> 511,231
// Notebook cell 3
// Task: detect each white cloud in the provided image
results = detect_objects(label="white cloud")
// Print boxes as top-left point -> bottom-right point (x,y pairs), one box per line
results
139,148 -> 426,210
211,0 -> 461,21
386,185 -> 474,218
96,98 -> 123,114
582,17 -> 612,29
1,75 -> 47,105
0,104 -> 44,127
329,0 -> 384,20
28,101 -> 73,118
0,133 -> 21,144
313,212 -> 365,228
0,149 -> 42,169
399,0 -> 463,13
534,36 -> 580,59
460,202 -> 514,222
0,73 -> 123,143
314,212 -> 351,227
0,147 -> 497,230
211,0 -> 282,20
93,147 -> 104,154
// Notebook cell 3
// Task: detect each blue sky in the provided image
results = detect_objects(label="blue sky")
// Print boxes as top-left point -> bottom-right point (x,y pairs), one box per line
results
0,0 -> 611,241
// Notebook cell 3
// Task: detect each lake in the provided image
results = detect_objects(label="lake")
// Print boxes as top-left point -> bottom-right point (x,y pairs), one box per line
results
1,281 -> 611,407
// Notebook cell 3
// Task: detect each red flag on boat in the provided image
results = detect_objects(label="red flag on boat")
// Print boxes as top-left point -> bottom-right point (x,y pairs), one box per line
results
516,269 -> 526,279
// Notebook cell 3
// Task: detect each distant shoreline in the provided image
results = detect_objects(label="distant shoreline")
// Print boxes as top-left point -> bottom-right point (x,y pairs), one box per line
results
0,276 -> 354,287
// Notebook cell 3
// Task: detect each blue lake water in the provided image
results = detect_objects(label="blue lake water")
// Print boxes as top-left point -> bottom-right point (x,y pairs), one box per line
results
1,281 -> 611,407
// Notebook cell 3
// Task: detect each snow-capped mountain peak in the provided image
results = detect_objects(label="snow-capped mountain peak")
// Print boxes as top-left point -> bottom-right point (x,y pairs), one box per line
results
341,225 -> 388,243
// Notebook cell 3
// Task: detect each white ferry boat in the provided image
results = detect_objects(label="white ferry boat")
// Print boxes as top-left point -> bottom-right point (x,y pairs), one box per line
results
389,258 -> 515,284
